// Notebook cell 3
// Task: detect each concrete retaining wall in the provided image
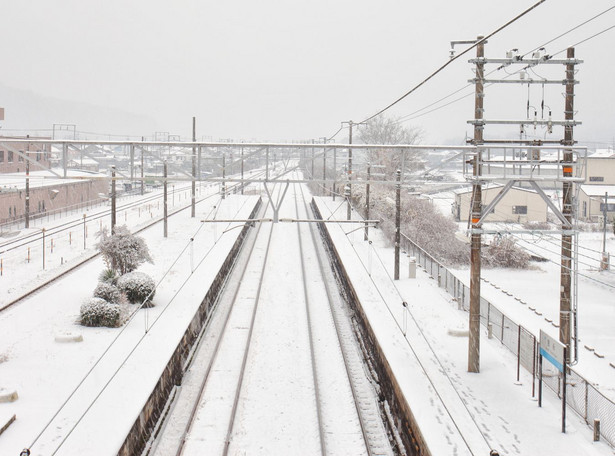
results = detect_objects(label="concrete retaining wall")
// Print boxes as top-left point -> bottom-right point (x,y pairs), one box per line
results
119,197 -> 262,456
311,199 -> 429,456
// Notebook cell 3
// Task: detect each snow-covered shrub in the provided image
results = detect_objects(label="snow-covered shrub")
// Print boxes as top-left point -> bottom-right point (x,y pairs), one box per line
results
99,268 -> 118,284
80,298 -> 121,327
522,221 -> 551,231
483,235 -> 530,269
351,185 -> 469,266
117,271 -> 156,306
97,225 -> 153,275
93,282 -> 122,304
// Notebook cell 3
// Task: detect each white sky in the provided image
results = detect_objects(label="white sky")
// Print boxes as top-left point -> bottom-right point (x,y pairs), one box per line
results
0,0 -> 614,144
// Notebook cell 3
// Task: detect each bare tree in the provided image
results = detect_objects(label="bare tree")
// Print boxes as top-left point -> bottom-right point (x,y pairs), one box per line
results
358,115 -> 424,179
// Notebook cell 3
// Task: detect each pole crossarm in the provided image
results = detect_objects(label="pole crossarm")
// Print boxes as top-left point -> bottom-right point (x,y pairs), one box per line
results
469,78 -> 579,85
469,58 -> 583,65
468,119 -> 581,127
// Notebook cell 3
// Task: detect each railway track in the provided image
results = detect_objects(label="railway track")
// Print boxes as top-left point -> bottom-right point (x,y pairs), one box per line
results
149,176 -> 393,455
0,177 -> 257,312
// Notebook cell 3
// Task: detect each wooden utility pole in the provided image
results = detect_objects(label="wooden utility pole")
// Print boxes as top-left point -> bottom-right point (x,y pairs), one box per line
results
25,140 -> 30,229
222,150 -> 226,200
164,161 -> 168,238
241,146 -> 244,195
140,137 -> 144,196
560,47 -> 575,363
347,121 -> 354,220
111,166 -> 117,233
321,137 -> 327,196
394,169 -> 401,280
191,117 -> 196,218
468,36 -> 485,373
333,147 -> 337,201
311,138 -> 315,179
365,163 -> 371,241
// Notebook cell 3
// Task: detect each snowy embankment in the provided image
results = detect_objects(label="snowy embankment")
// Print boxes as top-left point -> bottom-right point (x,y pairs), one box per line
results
0,195 -> 258,455
314,196 -> 611,456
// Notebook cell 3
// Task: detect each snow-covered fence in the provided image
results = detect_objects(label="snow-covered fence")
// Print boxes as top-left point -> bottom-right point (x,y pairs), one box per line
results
400,232 -> 615,447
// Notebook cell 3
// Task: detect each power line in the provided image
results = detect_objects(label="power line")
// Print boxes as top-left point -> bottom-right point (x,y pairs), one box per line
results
523,5 -> 615,58
552,24 -> 615,57
358,0 -> 547,124
28,196 -> 237,452
392,8 -> 615,128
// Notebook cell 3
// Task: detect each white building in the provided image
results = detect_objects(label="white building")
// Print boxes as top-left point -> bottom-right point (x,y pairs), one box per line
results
453,184 -> 548,223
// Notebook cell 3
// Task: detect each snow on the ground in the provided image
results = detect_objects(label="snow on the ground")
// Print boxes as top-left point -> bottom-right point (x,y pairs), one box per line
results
426,189 -> 615,401
315,196 -> 613,456
0,194 -> 258,455
1,178 -> 613,456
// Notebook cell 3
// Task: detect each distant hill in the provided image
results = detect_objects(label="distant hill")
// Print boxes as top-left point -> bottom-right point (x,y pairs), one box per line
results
0,83 -> 157,138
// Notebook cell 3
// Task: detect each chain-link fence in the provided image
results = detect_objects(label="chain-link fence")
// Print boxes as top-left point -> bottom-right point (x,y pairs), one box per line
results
401,232 -> 615,447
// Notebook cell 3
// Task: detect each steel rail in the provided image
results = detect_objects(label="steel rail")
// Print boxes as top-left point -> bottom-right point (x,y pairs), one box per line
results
0,178 -> 248,312
221,223 -> 276,456
175,206 -> 268,456
298,183 -> 374,455
292,182 -> 327,456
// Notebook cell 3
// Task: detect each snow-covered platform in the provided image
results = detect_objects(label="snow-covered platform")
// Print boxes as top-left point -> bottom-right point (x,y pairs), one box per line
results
313,196 -> 612,456
0,195 -> 261,455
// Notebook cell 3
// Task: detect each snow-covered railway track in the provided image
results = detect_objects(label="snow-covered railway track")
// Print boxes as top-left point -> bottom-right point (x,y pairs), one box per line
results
296,183 -> 393,456
0,179 -> 251,312
151,178 -> 393,456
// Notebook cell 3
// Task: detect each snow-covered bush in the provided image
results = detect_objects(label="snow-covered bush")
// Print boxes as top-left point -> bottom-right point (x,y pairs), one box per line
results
80,297 -> 121,327
97,225 -> 153,275
93,282 -> 122,304
351,185 -> 469,266
117,271 -> 156,306
99,268 -> 118,284
522,221 -> 551,231
483,235 -> 530,269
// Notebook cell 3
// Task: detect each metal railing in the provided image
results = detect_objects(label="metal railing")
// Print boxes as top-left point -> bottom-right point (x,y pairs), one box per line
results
401,232 -> 615,447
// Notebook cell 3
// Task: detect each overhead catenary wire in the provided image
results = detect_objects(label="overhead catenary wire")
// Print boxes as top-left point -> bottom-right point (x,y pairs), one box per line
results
28,196 -> 252,453
48,199 -> 251,455
391,6 -> 615,128
323,197 -> 495,453
26,198 -> 223,450
523,4 -> 615,58
551,23 -> 615,57
358,0 -> 547,125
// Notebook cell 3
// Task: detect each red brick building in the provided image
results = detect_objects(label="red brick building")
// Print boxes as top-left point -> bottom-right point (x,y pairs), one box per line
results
0,136 -> 52,174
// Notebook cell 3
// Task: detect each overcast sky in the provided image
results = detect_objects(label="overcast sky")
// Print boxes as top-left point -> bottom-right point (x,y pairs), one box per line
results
1,0 -> 613,145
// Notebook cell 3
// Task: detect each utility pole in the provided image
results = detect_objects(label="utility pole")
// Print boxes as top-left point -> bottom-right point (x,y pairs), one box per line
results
241,145 -> 244,195
321,137 -> 327,196
347,121 -> 354,220
164,161 -> 168,238
468,35 -> 485,374
311,139 -> 315,179
25,138 -> 30,229
141,136 -> 145,196
191,117 -> 196,218
111,165 -> 117,233
333,146 -> 337,201
394,169 -> 401,280
560,47 -> 575,364
601,192 -> 609,270
222,150 -> 226,200
365,163 -> 371,241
